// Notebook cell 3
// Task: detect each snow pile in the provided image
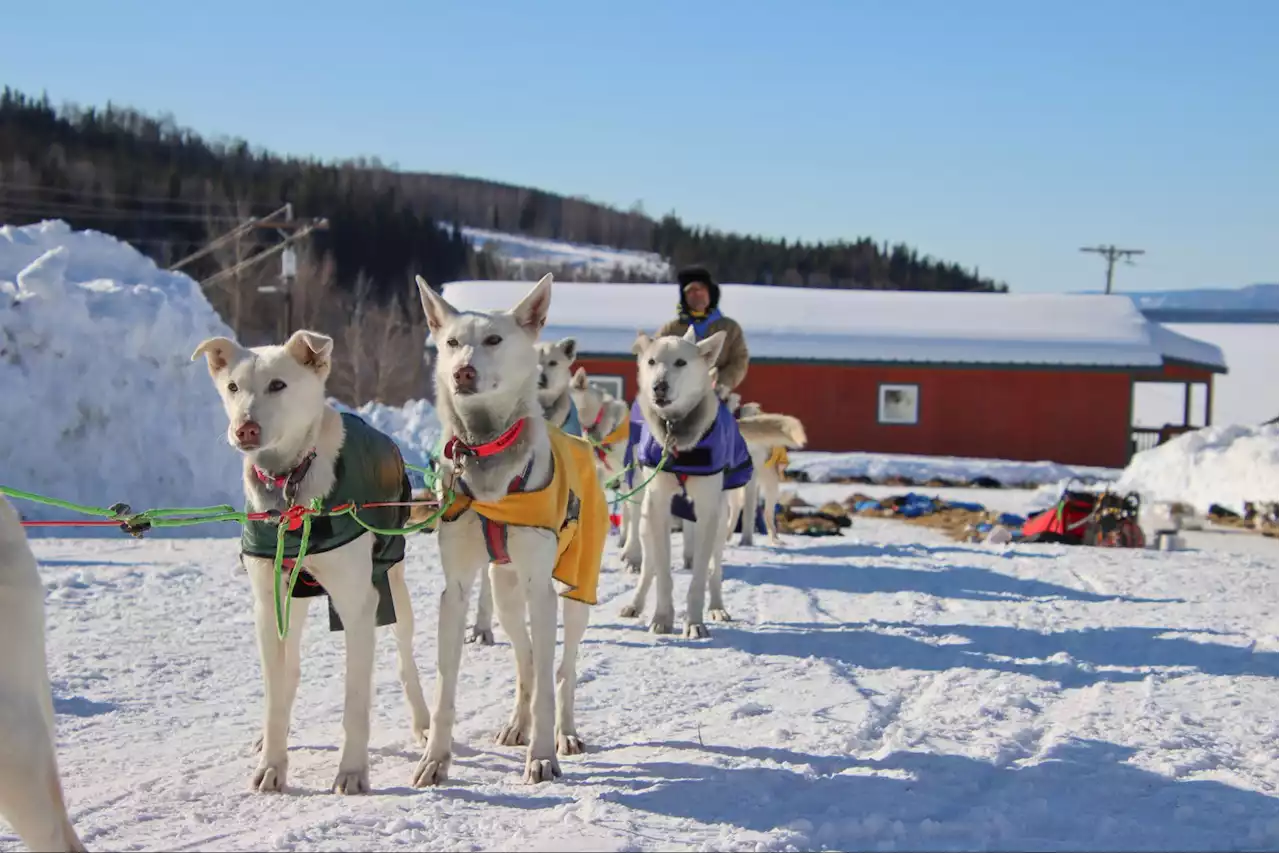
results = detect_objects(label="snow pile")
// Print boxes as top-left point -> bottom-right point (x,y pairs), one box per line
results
330,398 -> 442,483
454,225 -> 672,280
789,450 -> 1122,488
0,221 -> 241,525
1113,423 -> 1279,514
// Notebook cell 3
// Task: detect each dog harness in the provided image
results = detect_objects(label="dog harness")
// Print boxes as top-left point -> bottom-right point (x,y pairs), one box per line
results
240,412 -> 411,631
587,405 -> 631,471
441,423 -> 607,606
633,399 -> 754,491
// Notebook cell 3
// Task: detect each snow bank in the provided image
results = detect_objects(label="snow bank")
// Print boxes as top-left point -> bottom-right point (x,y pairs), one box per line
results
1113,423 -> 1279,514
330,398 -> 441,485
0,221 -> 241,526
788,450 -> 1122,488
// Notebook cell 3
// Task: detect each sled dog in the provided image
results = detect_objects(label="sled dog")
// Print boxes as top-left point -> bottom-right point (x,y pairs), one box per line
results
619,327 -> 755,638
192,330 -> 431,794
468,337 -> 586,646
726,401 -> 807,547
0,497 -> 86,852
413,273 -> 608,786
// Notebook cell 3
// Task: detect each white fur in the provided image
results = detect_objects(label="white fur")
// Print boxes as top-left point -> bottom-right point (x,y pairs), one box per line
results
412,274 -> 593,787
192,330 -> 431,794
725,411 -> 808,547
0,497 -> 86,852
619,327 -> 734,638
568,367 -> 636,565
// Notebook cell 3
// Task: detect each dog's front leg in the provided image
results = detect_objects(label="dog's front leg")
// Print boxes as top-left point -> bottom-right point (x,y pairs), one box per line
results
488,563 -> 533,746
468,566 -> 496,646
556,598 -> 590,755
387,562 -> 431,744
633,473 -> 676,633
685,476 -> 727,638
738,476 -> 758,547
245,557 -> 309,792
414,516 -> 486,787
509,528 -> 562,783
620,492 -> 643,573
314,551 -> 380,794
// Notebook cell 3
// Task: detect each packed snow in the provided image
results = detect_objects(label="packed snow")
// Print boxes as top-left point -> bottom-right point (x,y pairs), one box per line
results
17,504 -> 1278,852
788,450 -> 1122,488
1113,423 -> 1279,515
453,226 -> 672,281
441,280 -> 1226,370
0,221 -> 241,526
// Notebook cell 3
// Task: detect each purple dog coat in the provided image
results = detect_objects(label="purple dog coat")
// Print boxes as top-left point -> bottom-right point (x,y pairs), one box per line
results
632,399 -> 754,492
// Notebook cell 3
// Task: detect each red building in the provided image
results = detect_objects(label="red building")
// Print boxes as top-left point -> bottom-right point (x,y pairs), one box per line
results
440,281 -> 1226,469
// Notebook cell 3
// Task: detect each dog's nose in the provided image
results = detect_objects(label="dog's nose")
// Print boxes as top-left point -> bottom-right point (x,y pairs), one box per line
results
652,379 -> 669,397
453,365 -> 478,391
537,372 -> 548,389
235,421 -> 261,446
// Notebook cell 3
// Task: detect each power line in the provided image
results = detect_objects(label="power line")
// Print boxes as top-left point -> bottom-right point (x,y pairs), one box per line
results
1079,244 -> 1144,294
0,181 -> 281,212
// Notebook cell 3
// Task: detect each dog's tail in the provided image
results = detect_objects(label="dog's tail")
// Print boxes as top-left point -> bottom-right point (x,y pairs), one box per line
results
737,413 -> 807,449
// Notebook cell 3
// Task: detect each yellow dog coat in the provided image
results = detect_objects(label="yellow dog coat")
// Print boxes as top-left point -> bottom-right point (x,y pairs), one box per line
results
442,425 -> 607,605
765,446 -> 790,470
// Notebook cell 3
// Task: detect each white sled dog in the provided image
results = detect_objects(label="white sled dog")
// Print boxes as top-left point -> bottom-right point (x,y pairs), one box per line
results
726,400 -> 807,547
0,497 -> 86,852
192,330 -> 432,794
468,336 -> 584,646
414,273 -> 608,786
568,367 -> 635,547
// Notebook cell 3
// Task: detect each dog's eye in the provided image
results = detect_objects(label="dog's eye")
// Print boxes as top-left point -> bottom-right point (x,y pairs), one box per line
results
227,381 -> 239,394
647,358 -> 656,366
674,359 -> 687,368
483,335 -> 502,346
267,379 -> 287,393
445,338 -> 460,348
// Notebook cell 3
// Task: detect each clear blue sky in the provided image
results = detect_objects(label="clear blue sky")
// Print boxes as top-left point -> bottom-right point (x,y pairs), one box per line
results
2,0 -> 1275,293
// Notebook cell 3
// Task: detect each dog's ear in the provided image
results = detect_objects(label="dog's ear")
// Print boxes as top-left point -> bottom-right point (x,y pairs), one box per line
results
415,276 -> 459,338
696,330 -> 726,367
570,366 -> 589,390
190,336 -> 244,375
681,325 -> 698,344
284,330 -> 334,377
509,273 -> 552,335
631,332 -> 652,356
558,336 -> 577,363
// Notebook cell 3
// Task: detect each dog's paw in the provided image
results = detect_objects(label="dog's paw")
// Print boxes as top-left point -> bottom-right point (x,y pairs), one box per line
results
466,626 -> 495,646
649,614 -> 675,634
411,753 -> 452,787
556,732 -> 586,755
524,753 -> 562,784
709,608 -> 733,622
332,766 -> 370,795
619,604 -> 641,618
495,721 -> 529,747
684,622 -> 711,639
251,760 -> 287,793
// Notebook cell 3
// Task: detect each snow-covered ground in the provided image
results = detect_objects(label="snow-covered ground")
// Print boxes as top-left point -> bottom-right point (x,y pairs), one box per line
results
17,505 -> 1278,852
1115,423 -> 1279,515
454,226 -> 672,281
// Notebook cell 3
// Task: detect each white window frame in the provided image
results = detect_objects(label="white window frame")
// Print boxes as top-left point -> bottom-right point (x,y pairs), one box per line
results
877,383 -> 920,425
588,374 -> 625,400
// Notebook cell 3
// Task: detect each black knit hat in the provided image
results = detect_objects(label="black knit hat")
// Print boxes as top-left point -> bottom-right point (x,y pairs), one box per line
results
677,265 -> 714,288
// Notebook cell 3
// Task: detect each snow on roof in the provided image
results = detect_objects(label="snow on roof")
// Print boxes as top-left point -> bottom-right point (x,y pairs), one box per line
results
437,280 -> 1227,371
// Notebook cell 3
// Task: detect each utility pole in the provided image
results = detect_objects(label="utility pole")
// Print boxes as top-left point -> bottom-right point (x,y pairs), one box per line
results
1079,244 -> 1145,294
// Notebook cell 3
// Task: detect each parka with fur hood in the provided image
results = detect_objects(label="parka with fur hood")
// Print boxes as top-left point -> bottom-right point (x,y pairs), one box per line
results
655,266 -> 750,392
